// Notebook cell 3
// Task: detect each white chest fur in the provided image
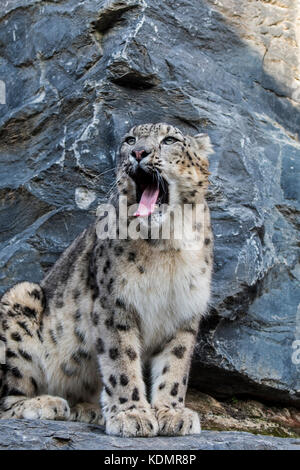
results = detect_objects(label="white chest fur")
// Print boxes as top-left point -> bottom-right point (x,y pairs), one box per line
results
119,247 -> 211,356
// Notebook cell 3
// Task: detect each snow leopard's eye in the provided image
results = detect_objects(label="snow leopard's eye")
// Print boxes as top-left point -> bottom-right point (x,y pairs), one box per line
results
125,136 -> 136,145
162,136 -> 179,145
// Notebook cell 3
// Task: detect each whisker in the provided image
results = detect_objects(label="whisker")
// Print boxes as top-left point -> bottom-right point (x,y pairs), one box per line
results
98,167 -> 116,177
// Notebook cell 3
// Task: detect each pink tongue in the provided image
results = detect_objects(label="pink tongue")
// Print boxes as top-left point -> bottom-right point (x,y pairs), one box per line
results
134,186 -> 159,217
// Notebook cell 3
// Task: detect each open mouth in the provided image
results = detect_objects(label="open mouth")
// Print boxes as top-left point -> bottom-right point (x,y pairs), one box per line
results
129,167 -> 169,217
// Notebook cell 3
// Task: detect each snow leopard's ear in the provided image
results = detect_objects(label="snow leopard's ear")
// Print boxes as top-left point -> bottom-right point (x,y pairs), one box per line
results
193,133 -> 214,158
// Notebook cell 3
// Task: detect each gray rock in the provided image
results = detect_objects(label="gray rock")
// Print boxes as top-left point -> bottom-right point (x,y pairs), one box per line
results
0,419 -> 299,450
0,0 -> 299,406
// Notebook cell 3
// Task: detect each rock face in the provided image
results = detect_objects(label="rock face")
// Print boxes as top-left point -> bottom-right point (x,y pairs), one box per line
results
0,0 -> 299,406
0,419 -> 299,450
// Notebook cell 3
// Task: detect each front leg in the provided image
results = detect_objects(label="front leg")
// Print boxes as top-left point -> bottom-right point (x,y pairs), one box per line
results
150,318 -> 201,436
94,298 -> 158,437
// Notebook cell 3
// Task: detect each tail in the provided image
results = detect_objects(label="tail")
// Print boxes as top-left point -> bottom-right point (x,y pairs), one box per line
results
0,282 -> 45,400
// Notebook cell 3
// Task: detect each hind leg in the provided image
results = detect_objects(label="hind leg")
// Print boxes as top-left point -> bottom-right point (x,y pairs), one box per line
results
0,282 -> 71,421
2,394 -> 70,420
0,282 -> 104,424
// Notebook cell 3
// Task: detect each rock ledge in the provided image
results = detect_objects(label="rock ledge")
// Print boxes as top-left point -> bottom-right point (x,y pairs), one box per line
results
0,419 -> 299,450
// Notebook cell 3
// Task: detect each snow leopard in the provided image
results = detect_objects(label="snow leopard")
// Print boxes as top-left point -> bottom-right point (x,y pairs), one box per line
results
0,123 -> 213,437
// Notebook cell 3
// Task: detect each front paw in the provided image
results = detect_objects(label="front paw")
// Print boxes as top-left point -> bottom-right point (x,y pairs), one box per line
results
106,407 -> 158,437
155,406 -> 201,436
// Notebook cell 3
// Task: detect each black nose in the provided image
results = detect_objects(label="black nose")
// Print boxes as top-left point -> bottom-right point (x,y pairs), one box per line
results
131,149 -> 150,161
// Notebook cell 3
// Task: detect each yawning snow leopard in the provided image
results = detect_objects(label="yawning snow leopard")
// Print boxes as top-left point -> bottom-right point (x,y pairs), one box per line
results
0,123 -> 214,437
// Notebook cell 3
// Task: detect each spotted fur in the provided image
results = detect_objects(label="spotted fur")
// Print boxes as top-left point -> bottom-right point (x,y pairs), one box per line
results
0,123 -> 213,436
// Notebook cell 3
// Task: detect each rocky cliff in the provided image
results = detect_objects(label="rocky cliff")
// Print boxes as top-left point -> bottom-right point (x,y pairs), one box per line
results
0,0 -> 299,407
